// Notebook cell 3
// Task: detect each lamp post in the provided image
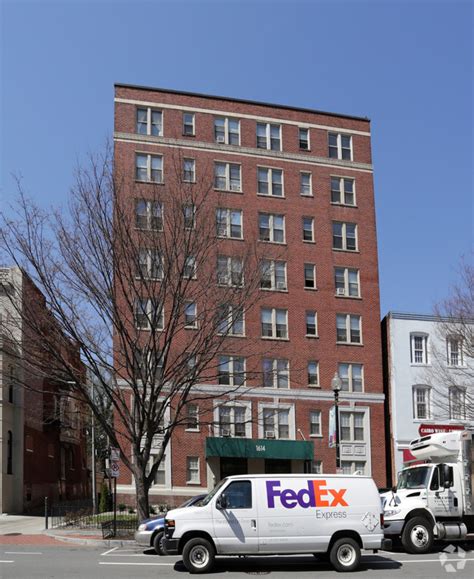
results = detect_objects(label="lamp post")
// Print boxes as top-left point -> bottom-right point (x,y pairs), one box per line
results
331,372 -> 342,473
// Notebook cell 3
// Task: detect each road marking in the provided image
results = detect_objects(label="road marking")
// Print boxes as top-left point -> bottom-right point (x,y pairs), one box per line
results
4,552 -> 43,555
99,561 -> 174,566
101,547 -> 118,556
367,557 -> 474,564
0,560 -> 14,563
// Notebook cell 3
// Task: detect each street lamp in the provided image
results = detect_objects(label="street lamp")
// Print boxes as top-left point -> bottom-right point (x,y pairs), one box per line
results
331,372 -> 342,472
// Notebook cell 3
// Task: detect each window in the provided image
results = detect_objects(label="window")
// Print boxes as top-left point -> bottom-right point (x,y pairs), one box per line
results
217,304 -> 244,336
338,363 -> 363,392
310,411 -> 322,436
449,387 -> 466,420
331,177 -> 355,206
341,461 -> 366,475
135,153 -> 163,183
335,267 -> 360,297
256,122 -> 281,150
135,200 -> 163,230
328,132 -> 352,160
217,256 -> 243,287
183,112 -> 195,136
214,117 -> 240,145
336,314 -> 361,344
183,204 -> 195,229
263,358 -> 289,389
262,408 -> 289,439
134,299 -> 164,331
186,456 -> 200,484
300,172 -> 312,196
299,127 -> 310,150
184,256 -> 197,279
257,167 -> 284,197
307,361 -> 319,387
218,355 -> 246,386
184,302 -> 197,328
312,460 -> 323,474
306,311 -> 318,336
410,333 -> 429,364
304,264 -> 316,289
183,158 -> 195,182
447,337 -> 463,366
221,480 -> 252,509
302,217 -> 314,242
333,222 -> 357,251
186,404 -> 199,430
216,208 -> 243,239
137,248 -> 163,280
259,213 -> 285,243
25,434 -> 34,453
136,108 -> 162,136
7,430 -> 12,474
214,162 -> 241,192
340,411 -> 365,441
261,308 -> 288,339
218,405 -> 247,437
413,386 -> 431,420
8,365 -> 14,404
260,259 -> 287,291
153,456 -> 166,485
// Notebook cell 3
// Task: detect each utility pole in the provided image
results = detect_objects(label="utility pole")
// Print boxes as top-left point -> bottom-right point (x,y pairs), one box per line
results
91,378 -> 97,514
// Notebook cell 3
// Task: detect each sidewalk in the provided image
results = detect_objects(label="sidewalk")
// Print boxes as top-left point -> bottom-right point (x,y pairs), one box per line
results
0,514 -> 45,535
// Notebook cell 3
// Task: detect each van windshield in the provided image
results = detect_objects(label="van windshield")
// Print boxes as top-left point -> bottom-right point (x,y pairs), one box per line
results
397,466 -> 432,490
200,478 -> 227,506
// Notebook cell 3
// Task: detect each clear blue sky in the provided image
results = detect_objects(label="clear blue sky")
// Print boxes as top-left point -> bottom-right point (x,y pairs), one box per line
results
1,0 -> 472,316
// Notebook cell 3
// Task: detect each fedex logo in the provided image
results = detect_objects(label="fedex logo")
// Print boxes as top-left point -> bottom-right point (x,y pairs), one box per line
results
266,480 -> 348,509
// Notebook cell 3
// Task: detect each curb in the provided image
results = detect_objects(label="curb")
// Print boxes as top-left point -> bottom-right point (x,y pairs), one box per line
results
44,530 -> 135,547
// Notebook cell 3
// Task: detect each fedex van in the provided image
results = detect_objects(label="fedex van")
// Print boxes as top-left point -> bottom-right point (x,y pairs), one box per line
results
164,474 -> 389,573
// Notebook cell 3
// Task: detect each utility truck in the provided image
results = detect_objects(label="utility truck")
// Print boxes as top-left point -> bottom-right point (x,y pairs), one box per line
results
382,430 -> 474,553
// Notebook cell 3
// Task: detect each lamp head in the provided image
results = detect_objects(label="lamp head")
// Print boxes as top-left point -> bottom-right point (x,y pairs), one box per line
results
331,372 -> 342,392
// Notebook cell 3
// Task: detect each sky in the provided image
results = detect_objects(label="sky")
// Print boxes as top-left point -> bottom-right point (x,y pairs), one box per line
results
1,0 -> 472,317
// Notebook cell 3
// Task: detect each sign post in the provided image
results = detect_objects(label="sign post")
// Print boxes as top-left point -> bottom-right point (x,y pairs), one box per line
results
109,448 -> 120,537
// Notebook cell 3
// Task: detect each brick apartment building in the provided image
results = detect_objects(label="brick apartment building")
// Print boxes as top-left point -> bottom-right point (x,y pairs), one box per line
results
113,84 -> 386,505
0,267 -> 90,513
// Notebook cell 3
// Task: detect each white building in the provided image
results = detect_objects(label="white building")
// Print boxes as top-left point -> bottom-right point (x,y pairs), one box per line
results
382,312 -> 473,486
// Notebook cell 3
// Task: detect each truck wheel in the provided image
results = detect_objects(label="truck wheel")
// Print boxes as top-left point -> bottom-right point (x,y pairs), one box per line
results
182,538 -> 215,574
401,517 -> 434,554
152,531 -> 166,556
329,537 -> 361,572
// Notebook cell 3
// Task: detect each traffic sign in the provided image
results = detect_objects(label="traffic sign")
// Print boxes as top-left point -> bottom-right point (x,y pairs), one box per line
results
110,461 -> 120,478
110,447 -> 120,461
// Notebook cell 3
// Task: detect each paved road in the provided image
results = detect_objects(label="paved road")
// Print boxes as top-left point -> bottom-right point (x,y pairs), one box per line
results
0,543 -> 473,578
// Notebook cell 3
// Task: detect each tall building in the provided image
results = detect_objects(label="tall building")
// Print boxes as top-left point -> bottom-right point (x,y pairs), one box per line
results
0,267 -> 90,513
113,84 -> 386,505
382,312 -> 473,486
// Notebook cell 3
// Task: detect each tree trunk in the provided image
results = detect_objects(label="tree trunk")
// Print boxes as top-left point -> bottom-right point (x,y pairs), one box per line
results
134,468 -> 150,521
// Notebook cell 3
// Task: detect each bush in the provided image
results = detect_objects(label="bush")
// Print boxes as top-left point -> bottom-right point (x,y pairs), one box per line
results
149,505 -> 156,515
99,482 -> 111,513
118,503 -> 126,513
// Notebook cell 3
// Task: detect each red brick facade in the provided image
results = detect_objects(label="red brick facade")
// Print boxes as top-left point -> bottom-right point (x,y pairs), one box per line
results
113,84 -> 386,505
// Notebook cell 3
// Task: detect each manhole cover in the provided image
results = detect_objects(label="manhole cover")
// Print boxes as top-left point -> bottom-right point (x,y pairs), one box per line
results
3,533 -> 22,536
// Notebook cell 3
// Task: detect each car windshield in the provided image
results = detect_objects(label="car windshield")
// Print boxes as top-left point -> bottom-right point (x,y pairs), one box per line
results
397,466 -> 432,490
200,478 -> 227,506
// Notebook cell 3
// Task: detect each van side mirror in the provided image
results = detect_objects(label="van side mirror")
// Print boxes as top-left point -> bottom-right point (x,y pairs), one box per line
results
216,494 -> 228,510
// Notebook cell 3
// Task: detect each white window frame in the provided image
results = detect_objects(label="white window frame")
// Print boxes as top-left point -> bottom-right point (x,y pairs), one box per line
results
447,336 -> 464,367
136,107 -> 163,136
216,208 -> 243,239
332,221 -> 358,251
412,386 -> 431,420
214,117 -> 241,145
258,403 -> 295,440
186,404 -> 199,431
299,127 -> 310,150
256,122 -> 282,151
336,313 -> 362,344
300,172 -> 312,196
410,333 -> 429,365
449,386 -> 466,420
217,256 -> 244,287
215,401 -> 252,438
137,248 -> 163,280
183,158 -> 196,182
135,199 -> 163,231
218,355 -> 246,387
214,162 -> 242,192
334,267 -> 360,297
186,456 -> 200,484
183,256 -> 197,279
135,153 -> 163,183
309,410 -> 322,437
312,460 -> 323,474
260,259 -> 287,291
338,362 -> 364,392
182,112 -> 195,136
261,307 -> 288,340
259,213 -> 285,244
257,167 -> 284,197
331,176 -> 356,206
302,216 -> 315,242
340,410 -> 366,442
217,304 -> 245,336
305,310 -> 318,337
262,358 -> 290,389
134,298 -> 164,331
184,301 -> 197,329
183,204 -> 196,230
304,263 -> 317,289
307,360 -> 320,387
341,461 -> 366,475
328,132 -> 353,160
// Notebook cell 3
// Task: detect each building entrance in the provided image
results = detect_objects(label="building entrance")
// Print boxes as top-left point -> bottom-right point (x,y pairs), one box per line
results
220,457 -> 248,479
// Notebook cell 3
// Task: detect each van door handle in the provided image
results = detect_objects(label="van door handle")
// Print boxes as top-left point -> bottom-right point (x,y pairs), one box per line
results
251,519 -> 257,529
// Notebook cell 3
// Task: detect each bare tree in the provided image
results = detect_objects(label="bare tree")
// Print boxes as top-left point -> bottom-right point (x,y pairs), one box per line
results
423,257 -> 474,423
0,145 -> 270,519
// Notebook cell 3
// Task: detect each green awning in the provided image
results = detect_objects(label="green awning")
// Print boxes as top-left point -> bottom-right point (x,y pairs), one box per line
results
205,437 -> 314,460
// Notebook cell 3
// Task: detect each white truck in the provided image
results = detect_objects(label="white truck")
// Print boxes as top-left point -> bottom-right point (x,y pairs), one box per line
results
163,473 -> 389,573
382,430 -> 474,553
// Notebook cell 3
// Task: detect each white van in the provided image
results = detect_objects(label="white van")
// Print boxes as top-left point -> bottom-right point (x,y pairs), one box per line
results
163,474 -> 389,573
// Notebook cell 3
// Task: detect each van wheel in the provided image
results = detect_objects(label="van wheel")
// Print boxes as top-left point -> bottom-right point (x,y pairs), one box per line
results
401,517 -> 434,554
182,538 -> 215,574
152,531 -> 166,556
329,538 -> 361,572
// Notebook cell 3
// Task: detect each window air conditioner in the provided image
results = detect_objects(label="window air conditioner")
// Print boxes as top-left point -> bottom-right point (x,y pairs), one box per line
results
276,281 -> 287,290
265,430 -> 276,439
221,429 -> 231,437
216,136 -> 225,143
336,287 -> 346,296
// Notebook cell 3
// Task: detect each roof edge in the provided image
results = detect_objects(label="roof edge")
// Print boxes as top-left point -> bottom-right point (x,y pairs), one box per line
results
383,311 -> 474,324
